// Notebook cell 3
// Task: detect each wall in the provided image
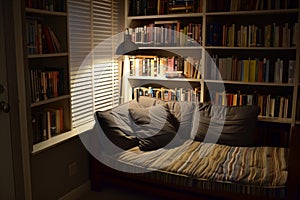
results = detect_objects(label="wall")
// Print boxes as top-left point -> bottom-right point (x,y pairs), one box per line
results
30,137 -> 89,200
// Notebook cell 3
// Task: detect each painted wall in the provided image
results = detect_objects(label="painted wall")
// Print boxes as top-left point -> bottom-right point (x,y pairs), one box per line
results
30,137 -> 89,200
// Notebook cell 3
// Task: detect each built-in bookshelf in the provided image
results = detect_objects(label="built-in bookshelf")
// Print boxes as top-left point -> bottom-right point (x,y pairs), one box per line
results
123,0 -> 300,130
24,0 -> 72,152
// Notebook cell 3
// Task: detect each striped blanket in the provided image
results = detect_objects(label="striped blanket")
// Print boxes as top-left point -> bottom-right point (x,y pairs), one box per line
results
116,140 -> 288,187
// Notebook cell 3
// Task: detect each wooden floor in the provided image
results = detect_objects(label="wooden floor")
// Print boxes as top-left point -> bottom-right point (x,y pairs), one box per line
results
76,183 -> 220,200
77,183 -> 162,200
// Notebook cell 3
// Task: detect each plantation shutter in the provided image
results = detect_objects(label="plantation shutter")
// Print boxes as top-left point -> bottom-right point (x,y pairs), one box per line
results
69,0 -> 121,128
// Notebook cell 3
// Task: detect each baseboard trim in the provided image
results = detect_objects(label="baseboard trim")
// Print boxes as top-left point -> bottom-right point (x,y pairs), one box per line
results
58,180 -> 90,200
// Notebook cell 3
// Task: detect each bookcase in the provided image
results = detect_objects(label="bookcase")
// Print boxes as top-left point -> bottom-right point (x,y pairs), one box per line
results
122,0 -> 300,146
24,0 -> 72,152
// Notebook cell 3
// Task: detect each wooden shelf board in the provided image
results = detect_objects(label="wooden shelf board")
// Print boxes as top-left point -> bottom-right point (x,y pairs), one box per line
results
28,52 -> 68,59
26,7 -> 67,16
258,116 -> 292,124
31,95 -> 71,107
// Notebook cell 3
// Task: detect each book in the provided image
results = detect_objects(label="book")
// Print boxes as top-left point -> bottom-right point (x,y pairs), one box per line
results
44,107 -> 64,135
242,59 -> 250,82
249,59 -> 256,82
257,60 -> 264,82
288,60 -> 296,83
42,26 -> 55,53
165,71 -> 183,78
264,58 -> 270,82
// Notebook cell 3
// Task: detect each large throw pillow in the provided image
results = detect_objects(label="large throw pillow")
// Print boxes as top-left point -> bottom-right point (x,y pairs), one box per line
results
137,95 -> 157,107
194,103 -> 260,146
166,101 -> 196,140
95,102 -> 138,150
129,102 -> 179,151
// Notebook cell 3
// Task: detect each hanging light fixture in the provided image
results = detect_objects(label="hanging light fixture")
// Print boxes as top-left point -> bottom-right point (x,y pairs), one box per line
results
116,29 -> 139,104
116,28 -> 139,55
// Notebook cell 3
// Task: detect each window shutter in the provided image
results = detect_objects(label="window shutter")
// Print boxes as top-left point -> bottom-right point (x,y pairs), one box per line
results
69,0 -> 120,128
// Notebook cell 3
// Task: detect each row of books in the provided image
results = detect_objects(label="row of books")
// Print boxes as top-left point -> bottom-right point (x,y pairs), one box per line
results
206,56 -> 296,84
206,22 -> 297,47
133,86 -> 293,118
26,0 -> 66,12
26,17 -> 63,55
127,21 -> 202,46
129,0 -> 203,16
133,86 -> 201,102
207,0 -> 298,12
32,107 -> 64,144
30,69 -> 62,103
209,91 -> 292,118
128,55 -> 201,79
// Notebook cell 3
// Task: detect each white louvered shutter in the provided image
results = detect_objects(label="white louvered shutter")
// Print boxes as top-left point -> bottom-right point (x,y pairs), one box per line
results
69,0 -> 121,128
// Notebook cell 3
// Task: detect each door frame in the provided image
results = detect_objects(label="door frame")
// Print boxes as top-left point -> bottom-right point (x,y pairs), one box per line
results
0,0 -> 16,198
1,0 -> 32,199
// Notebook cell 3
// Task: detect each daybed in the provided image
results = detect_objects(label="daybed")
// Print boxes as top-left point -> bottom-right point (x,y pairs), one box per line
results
87,96 -> 300,200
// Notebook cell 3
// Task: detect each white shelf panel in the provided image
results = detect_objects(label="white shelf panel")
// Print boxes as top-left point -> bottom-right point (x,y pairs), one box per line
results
136,46 -> 203,57
128,12 -> 204,20
204,46 -> 297,50
128,76 -> 202,82
32,130 -> 77,154
138,46 -> 203,50
32,121 -> 95,154
205,80 -> 295,86
258,116 -> 292,124
206,9 -> 300,16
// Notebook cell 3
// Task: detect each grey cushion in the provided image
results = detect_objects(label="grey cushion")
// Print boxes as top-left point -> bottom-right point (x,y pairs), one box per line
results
166,101 -> 196,140
129,100 -> 179,151
137,95 -> 157,107
194,103 -> 260,146
138,96 -> 196,140
95,102 -> 138,150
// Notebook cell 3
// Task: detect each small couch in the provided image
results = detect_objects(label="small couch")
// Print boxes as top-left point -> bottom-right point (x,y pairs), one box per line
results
89,96 -> 291,200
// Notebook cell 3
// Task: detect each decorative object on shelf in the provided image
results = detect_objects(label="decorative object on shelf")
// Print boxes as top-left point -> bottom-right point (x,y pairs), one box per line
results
168,0 -> 194,13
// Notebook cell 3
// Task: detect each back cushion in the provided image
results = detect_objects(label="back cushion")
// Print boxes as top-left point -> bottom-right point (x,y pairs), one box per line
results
166,101 -> 196,140
138,96 -> 196,140
95,102 -> 138,150
137,96 -> 157,107
194,103 -> 260,146
129,99 -> 180,151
